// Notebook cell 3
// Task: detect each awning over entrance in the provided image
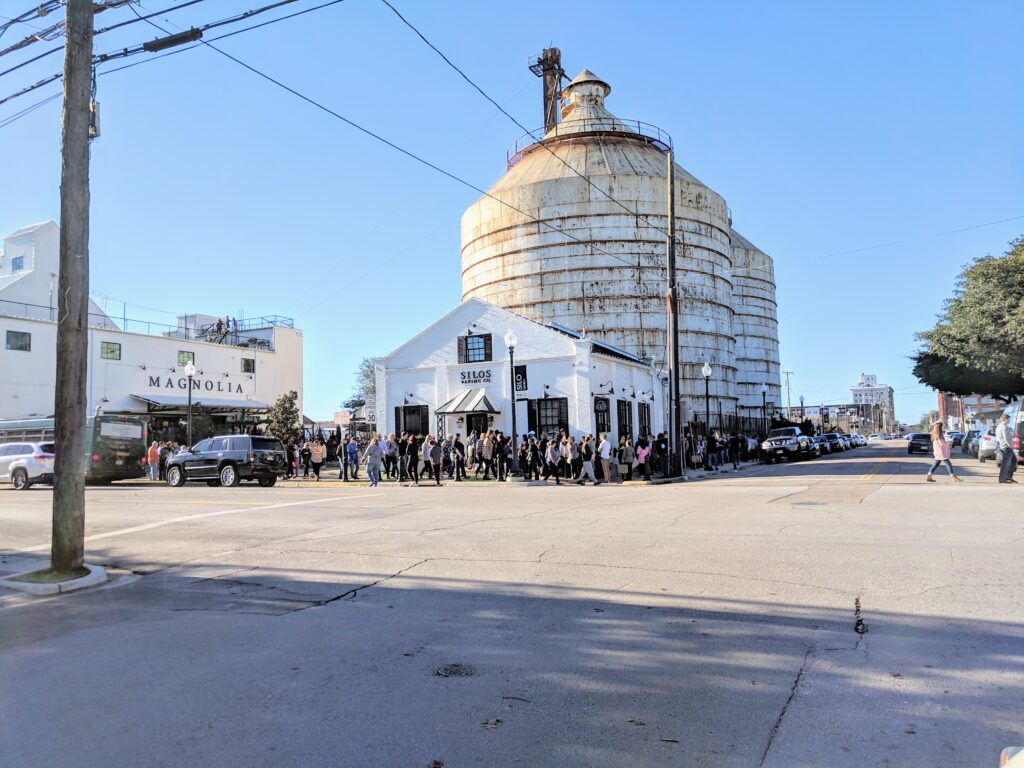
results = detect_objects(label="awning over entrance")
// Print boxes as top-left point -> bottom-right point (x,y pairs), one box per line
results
131,394 -> 270,413
435,389 -> 500,415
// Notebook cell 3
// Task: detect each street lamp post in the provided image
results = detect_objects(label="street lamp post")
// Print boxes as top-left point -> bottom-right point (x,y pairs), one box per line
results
760,383 -> 767,437
184,362 -> 196,446
799,395 -> 805,424
702,362 -> 712,436
504,329 -> 520,477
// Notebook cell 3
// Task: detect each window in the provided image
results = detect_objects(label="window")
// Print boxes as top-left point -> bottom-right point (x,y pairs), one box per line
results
5,330 -> 30,351
638,402 -> 651,437
241,358 -> 255,373
100,341 -> 121,360
11,255 -> 24,272
229,437 -> 249,451
527,397 -> 569,437
192,439 -> 213,453
177,350 -> 195,366
209,437 -> 229,452
617,399 -> 633,441
457,333 -> 492,364
593,396 -> 611,435
401,405 -> 429,435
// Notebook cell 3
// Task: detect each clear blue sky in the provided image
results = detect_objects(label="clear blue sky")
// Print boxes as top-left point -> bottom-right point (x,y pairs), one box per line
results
2,0 -> 1021,423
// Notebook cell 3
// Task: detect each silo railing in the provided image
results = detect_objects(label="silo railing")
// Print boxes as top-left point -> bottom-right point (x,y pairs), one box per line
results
506,118 -> 673,168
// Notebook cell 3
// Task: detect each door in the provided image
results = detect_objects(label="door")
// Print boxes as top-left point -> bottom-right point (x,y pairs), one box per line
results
0,444 -> 21,481
467,413 -> 489,437
184,438 -> 214,478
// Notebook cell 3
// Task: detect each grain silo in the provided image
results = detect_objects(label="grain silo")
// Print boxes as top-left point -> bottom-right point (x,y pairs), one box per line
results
730,229 -> 782,426
461,64 -> 778,432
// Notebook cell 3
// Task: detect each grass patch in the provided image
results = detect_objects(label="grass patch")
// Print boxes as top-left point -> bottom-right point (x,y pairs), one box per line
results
11,567 -> 90,584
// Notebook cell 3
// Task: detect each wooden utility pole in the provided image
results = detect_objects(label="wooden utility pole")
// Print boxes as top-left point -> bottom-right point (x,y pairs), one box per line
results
51,0 -> 93,573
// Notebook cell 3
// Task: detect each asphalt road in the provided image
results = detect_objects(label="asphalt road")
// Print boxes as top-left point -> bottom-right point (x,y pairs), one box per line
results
1,440 -> 1021,767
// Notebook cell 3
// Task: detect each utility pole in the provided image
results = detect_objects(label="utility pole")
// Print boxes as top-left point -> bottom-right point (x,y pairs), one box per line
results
51,0 -> 93,574
782,371 -> 794,421
665,148 -> 683,478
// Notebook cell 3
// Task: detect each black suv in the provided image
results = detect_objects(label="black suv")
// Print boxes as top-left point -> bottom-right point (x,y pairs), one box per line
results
165,435 -> 288,487
907,433 -> 932,455
761,427 -> 817,463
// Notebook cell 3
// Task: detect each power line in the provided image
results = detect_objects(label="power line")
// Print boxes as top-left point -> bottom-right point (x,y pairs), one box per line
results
0,3 -> 64,41
378,0 -> 677,244
816,214 -> 1024,260
0,0 -> 345,108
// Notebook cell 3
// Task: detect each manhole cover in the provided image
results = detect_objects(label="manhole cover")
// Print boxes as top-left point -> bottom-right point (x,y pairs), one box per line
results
435,663 -> 475,678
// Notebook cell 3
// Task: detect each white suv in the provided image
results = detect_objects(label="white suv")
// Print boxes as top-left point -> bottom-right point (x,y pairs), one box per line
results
0,441 -> 55,490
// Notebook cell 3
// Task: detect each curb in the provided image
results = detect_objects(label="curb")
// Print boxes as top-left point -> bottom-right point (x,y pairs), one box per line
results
0,562 -> 107,596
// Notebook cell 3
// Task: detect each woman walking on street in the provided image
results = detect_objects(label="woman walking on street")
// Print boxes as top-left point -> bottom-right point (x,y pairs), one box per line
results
925,423 -> 962,483
310,439 -> 325,481
363,435 -> 382,487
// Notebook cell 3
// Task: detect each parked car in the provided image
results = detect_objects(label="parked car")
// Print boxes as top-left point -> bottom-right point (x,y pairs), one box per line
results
850,434 -> 867,447
977,429 -> 998,462
961,429 -> 982,456
944,431 -> 964,447
165,435 -> 288,487
907,433 -> 932,455
868,433 -> 881,440
812,435 -> 831,454
0,441 -> 55,490
761,427 -> 817,463
823,433 -> 845,452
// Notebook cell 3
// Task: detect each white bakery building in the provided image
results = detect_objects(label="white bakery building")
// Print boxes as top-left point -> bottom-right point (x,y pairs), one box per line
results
374,298 -> 666,441
0,221 -> 303,435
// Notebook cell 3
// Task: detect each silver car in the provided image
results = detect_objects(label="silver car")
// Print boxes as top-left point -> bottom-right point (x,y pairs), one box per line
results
0,441 -> 56,490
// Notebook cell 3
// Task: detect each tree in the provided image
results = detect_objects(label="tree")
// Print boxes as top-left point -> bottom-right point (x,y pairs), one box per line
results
266,390 -> 301,443
189,405 -> 217,443
917,236 -> 1024,382
916,413 -> 934,431
352,357 -> 376,404
911,351 -> 1024,402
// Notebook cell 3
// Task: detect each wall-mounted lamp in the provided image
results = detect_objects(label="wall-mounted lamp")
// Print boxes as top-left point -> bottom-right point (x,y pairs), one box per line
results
625,386 -> 636,399
223,372 -> 230,378
139,364 -> 146,371
542,385 -> 550,399
597,381 -> 614,395
456,416 -> 465,427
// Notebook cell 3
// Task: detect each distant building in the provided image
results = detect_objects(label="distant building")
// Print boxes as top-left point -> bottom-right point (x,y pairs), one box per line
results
937,392 -> 1004,431
850,373 -> 896,432
0,221 -> 303,439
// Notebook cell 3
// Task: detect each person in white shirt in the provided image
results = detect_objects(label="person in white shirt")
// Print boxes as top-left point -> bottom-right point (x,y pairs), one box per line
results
996,414 -> 1018,484
598,433 -> 612,483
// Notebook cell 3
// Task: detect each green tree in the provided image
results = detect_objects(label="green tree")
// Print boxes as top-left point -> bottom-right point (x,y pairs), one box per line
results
917,236 -> 1024,387
188,405 -> 217,443
266,390 -> 301,443
353,357 -> 376,401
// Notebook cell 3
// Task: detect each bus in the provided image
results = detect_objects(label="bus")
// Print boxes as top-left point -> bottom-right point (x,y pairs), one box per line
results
0,414 -> 148,482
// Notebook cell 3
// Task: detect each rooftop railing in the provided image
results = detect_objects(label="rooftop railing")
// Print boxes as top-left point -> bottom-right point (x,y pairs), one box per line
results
0,299 -> 292,351
506,118 -> 673,168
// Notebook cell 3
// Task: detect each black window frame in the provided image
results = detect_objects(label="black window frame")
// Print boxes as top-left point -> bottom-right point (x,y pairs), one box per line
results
593,396 -> 611,435
100,341 -> 121,360
402,405 -> 429,436
5,330 -> 31,352
638,401 -> 651,437
617,399 -> 633,441
241,357 -> 255,373
527,397 -> 569,437
177,350 -> 195,367
458,333 -> 492,364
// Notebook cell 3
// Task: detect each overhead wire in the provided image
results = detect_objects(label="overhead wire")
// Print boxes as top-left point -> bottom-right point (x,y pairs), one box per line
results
377,0 -> 677,244
815,214 -> 1024,259
0,3 -> 64,41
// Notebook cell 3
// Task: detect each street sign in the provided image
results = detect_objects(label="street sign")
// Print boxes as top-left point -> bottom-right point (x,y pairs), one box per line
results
514,365 -> 528,392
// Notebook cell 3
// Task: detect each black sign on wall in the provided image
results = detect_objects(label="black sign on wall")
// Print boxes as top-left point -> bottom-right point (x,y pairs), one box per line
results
514,365 -> 528,392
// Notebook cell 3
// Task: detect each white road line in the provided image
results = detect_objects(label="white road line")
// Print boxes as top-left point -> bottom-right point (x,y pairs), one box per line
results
20,493 -> 377,553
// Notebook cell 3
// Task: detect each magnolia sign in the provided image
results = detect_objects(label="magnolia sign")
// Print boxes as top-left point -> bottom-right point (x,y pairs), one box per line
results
146,375 -> 248,395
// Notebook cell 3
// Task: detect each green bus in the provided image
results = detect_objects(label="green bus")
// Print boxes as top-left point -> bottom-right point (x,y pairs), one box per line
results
0,414 -> 148,482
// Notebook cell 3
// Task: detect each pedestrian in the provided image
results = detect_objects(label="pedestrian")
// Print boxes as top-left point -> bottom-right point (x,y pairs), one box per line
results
577,435 -> 600,485
346,438 -> 360,480
728,432 -> 743,471
543,439 -> 561,484
996,413 -> 1018,484
453,434 -> 466,481
429,438 -> 443,486
925,422 -> 962,483
493,432 -> 507,481
656,432 -> 669,476
310,439 -> 324,481
480,431 -> 494,480
147,440 -> 160,481
598,433 -> 612,484
636,438 -> 651,481
300,440 -> 312,478
362,435 -> 382,487
158,441 -> 171,481
620,438 -> 635,481
422,434 -> 433,480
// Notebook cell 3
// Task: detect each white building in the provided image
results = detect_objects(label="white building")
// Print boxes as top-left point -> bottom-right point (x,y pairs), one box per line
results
0,221 -> 303,435
850,373 -> 896,430
375,298 -> 666,442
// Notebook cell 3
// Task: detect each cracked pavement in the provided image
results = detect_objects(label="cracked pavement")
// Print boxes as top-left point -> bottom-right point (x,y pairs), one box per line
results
1,440 -> 1021,767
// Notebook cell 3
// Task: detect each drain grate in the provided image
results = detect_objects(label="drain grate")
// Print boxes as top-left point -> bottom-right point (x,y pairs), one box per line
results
435,663 -> 475,678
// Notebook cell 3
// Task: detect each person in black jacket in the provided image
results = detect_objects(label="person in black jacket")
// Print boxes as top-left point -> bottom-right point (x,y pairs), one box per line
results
453,434 -> 466,481
728,433 -> 743,470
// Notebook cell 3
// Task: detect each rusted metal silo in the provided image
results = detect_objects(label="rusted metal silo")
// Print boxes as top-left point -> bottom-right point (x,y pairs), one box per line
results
730,229 -> 782,429
461,69 -> 742,427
